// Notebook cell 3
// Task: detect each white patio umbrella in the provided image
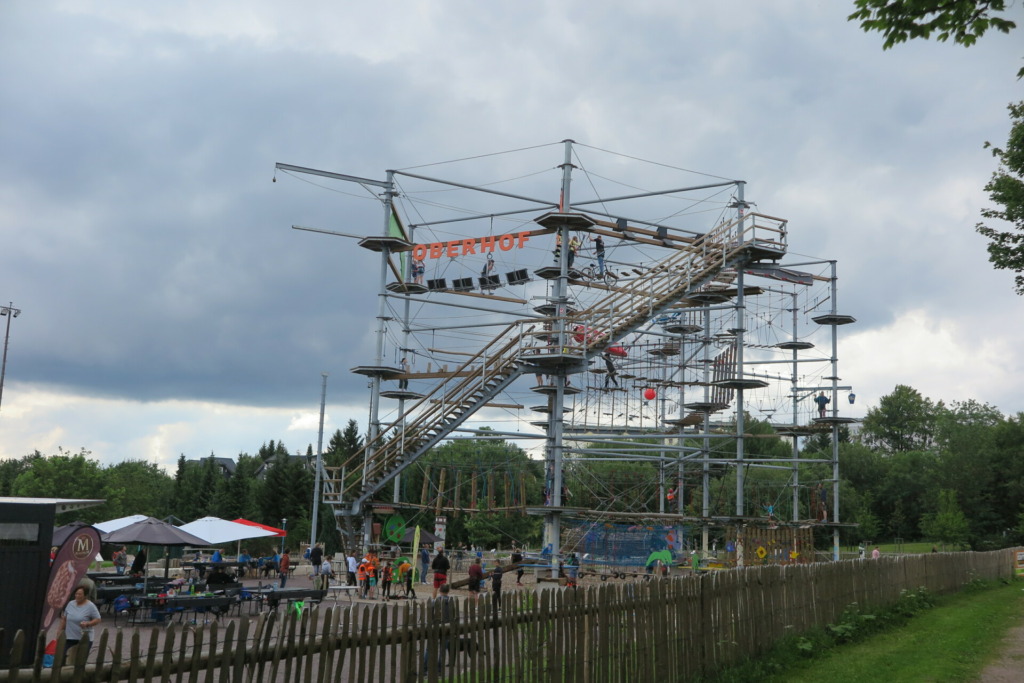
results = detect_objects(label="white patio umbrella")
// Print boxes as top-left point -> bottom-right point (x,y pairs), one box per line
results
177,516 -> 278,545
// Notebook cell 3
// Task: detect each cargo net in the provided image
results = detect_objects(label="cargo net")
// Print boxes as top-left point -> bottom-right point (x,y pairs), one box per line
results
562,519 -> 693,574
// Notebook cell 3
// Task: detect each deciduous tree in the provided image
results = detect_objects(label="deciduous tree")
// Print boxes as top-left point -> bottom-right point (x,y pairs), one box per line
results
852,491 -> 882,543
849,1 -> 1018,69
102,460 -> 173,520
874,450 -> 939,537
977,101 -> 1024,294
920,489 -> 970,549
849,4 -> 1023,286
11,448 -> 106,523
861,385 -> 938,453
931,401 -> 1005,543
0,452 -> 42,496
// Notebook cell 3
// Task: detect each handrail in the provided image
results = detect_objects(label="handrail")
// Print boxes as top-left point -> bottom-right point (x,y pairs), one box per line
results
338,320 -> 527,498
332,211 -> 787,509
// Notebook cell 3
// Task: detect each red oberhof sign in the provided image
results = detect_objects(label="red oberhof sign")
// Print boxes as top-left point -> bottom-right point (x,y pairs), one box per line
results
411,232 -> 531,261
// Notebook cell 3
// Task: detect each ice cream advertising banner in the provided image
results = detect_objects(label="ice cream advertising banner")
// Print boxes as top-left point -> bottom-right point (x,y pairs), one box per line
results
41,526 -> 101,629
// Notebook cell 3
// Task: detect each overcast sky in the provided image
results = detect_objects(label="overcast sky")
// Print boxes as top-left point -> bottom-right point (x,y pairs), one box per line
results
1,1 -> 1022,471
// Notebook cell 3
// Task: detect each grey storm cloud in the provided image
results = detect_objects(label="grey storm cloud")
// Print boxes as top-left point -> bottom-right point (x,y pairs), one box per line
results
1,1 -> 1022,465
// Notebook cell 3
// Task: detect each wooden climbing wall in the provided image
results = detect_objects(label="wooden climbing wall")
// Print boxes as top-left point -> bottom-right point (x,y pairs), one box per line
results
726,525 -> 814,566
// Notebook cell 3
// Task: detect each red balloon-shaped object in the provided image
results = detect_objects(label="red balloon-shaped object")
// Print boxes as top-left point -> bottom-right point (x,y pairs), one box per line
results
643,388 -> 656,400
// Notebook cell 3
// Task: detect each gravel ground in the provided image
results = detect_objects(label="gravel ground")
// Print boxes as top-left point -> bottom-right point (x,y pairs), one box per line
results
975,604 -> 1024,682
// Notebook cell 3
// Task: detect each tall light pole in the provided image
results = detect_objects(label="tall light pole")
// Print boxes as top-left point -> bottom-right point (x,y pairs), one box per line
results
0,302 -> 21,416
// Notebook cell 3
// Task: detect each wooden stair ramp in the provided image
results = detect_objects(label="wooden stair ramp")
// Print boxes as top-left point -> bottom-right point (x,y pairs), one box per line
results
336,323 -> 527,513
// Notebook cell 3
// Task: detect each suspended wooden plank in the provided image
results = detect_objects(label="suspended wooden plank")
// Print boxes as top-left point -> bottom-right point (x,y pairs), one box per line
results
420,466 -> 431,508
504,473 -> 511,517
447,290 -> 528,304
453,469 -> 462,515
436,468 -> 447,515
426,347 -> 477,356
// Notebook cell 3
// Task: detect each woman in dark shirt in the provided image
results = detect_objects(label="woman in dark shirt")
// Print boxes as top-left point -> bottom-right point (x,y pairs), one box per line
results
467,558 -> 484,598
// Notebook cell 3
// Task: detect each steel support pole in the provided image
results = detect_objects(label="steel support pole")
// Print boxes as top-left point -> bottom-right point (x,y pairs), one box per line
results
790,292 -> 801,521
545,139 -> 575,577
395,219 -> 416,505
701,305 -> 711,554
828,261 -> 841,561
734,183 -> 747,520
310,373 -> 328,549
363,171 -> 397,552
0,302 -> 20,416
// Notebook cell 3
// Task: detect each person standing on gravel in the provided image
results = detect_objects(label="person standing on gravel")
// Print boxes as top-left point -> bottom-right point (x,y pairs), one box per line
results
431,549 -> 450,598
310,543 -> 323,575
346,554 -> 357,586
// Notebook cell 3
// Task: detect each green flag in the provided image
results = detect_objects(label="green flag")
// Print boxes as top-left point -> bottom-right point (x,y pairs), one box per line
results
412,525 -> 422,582
388,206 -> 408,241
389,206 -> 409,279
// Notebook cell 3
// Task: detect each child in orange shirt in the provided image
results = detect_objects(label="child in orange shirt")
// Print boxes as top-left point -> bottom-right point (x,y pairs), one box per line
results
381,561 -> 393,599
367,562 -> 377,599
357,561 -> 368,598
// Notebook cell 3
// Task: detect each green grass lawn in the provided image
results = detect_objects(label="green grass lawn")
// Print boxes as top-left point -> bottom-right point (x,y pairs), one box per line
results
880,541 -> 934,553
845,541 -> 962,554
772,581 -> 1024,682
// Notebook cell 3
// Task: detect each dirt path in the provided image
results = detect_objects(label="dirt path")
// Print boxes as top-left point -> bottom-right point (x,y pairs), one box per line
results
975,600 -> 1024,682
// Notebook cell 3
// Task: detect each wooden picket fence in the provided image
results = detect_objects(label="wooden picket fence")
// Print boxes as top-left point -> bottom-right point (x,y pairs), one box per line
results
2,549 -> 1017,682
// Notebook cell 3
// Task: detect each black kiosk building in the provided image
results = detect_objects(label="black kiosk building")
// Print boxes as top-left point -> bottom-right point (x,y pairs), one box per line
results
0,497 -> 104,665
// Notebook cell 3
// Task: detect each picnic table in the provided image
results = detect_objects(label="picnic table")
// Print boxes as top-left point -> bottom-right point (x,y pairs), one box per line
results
89,574 -> 141,586
97,585 -> 146,608
131,594 -> 237,624
255,588 -> 326,611
183,560 -> 250,578
95,578 -> 170,605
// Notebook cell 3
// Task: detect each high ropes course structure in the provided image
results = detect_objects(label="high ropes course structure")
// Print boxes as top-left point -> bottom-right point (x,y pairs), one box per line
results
275,140 -> 857,573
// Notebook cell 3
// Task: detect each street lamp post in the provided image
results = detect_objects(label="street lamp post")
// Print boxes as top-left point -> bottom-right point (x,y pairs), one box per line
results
281,518 -> 287,554
0,302 -> 21,416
